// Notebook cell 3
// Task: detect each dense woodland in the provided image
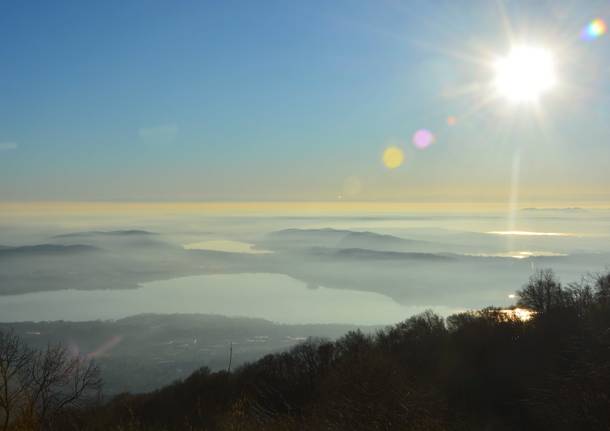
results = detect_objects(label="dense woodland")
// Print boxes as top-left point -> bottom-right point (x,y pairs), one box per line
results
3,268 -> 610,430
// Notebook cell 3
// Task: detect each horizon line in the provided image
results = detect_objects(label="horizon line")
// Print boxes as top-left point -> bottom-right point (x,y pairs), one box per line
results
1,200 -> 609,216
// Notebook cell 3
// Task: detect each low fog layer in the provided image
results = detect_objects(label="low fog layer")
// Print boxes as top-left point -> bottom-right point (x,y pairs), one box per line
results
1,210 -> 609,315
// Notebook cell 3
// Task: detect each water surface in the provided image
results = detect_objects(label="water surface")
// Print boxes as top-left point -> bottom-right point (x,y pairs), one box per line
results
0,273 -> 455,325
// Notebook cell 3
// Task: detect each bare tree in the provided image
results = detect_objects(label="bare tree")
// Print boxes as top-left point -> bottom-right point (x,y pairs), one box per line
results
26,343 -> 102,429
0,330 -> 33,431
594,271 -> 610,304
517,269 -> 564,313
563,279 -> 595,318
0,330 -> 101,431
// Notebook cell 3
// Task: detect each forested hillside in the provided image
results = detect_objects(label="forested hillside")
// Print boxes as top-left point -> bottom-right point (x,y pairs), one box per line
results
33,269 -> 610,431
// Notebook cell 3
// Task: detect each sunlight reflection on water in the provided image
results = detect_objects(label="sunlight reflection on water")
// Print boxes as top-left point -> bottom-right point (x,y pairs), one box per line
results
184,240 -> 272,254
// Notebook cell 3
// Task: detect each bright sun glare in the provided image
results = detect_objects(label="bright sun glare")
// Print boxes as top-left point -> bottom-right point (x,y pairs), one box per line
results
494,46 -> 557,103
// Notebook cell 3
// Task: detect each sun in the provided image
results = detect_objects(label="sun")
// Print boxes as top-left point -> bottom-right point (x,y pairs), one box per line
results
493,46 -> 557,103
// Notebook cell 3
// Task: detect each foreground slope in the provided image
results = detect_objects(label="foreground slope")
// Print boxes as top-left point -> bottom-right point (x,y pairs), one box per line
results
49,270 -> 610,431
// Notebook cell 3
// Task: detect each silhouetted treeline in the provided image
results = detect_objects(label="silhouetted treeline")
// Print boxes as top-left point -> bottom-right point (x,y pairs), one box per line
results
19,270 -> 610,430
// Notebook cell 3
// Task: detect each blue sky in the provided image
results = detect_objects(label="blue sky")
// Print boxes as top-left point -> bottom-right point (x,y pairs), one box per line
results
1,0 -> 609,203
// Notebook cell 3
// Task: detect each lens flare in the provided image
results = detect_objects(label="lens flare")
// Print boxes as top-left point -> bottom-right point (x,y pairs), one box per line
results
382,146 -> 404,169
446,116 -> 457,126
581,18 -> 607,40
412,129 -> 435,149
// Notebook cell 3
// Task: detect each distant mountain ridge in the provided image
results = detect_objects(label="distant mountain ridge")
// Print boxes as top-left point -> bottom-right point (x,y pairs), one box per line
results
520,207 -> 587,212
262,228 -> 441,253
307,247 -> 453,261
53,230 -> 156,238
0,244 -> 99,256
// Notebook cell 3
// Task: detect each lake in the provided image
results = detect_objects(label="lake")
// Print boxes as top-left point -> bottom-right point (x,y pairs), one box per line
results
0,273 -> 456,325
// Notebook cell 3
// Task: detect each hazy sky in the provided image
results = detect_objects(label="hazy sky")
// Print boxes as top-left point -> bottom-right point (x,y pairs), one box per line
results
1,0 -> 609,204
